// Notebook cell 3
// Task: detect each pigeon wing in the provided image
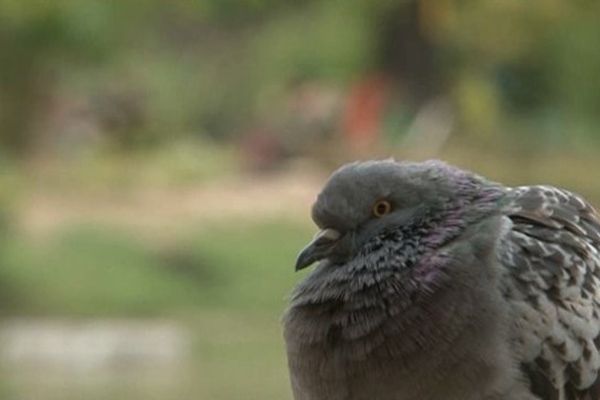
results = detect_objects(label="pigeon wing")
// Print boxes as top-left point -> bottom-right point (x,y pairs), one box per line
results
499,185 -> 600,400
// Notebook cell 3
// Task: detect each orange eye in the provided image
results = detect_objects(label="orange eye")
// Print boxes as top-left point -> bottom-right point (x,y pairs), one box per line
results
373,200 -> 392,217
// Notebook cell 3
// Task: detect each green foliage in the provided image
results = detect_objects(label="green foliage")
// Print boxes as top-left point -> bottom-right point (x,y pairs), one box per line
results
0,219 -> 309,316
252,2 -> 374,83
31,139 -> 235,194
442,1 -> 600,140
181,220 -> 310,311
1,0 -> 600,152
0,226 -> 191,315
0,1 -> 121,152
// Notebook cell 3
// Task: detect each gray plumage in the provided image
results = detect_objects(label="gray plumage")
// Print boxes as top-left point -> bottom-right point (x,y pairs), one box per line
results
283,160 -> 600,400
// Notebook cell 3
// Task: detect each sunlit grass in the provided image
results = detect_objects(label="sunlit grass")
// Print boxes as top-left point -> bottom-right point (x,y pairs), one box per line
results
27,138 -> 236,196
0,219 -> 308,399
0,219 -> 310,317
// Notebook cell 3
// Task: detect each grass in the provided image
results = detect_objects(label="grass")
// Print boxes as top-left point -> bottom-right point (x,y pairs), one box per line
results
26,138 -> 236,196
187,310 -> 293,400
1,310 -> 293,400
0,219 -> 311,317
0,141 -> 318,399
0,219 -> 311,399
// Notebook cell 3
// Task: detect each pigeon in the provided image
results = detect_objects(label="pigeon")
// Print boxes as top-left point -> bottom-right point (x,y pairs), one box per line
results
283,159 -> 600,400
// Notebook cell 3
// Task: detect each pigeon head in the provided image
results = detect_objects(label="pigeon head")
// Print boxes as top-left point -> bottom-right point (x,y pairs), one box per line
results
295,159 -> 503,271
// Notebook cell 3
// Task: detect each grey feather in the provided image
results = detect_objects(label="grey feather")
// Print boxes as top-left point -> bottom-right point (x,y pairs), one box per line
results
283,160 -> 600,400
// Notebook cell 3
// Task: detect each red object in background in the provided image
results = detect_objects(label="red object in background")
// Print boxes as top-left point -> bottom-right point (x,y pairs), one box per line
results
341,74 -> 389,148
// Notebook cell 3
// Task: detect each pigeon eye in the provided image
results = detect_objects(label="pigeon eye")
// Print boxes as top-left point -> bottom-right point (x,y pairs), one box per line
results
373,200 -> 392,217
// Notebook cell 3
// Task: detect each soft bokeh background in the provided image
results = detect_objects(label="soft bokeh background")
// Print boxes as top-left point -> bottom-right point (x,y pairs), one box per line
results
0,1 -> 599,399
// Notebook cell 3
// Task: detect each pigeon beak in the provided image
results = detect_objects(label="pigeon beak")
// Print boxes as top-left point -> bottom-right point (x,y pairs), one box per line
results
295,228 -> 341,271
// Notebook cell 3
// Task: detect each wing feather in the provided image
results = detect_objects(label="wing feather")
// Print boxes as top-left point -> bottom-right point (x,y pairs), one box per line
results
499,185 -> 600,399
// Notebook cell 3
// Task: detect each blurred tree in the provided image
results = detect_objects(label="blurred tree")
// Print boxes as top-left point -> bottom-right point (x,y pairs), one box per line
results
0,1 -> 125,154
375,0 -> 441,107
0,0 -> 136,153
433,0 -> 600,142
1,0 -> 600,155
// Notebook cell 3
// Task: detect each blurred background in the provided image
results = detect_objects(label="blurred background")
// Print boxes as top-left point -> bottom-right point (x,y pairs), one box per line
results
0,1 -> 599,399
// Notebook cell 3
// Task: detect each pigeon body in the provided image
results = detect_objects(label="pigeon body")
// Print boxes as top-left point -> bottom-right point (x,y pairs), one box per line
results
283,160 -> 600,400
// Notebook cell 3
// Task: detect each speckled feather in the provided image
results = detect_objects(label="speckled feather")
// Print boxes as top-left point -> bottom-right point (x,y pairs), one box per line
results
500,185 -> 600,400
283,161 -> 600,400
